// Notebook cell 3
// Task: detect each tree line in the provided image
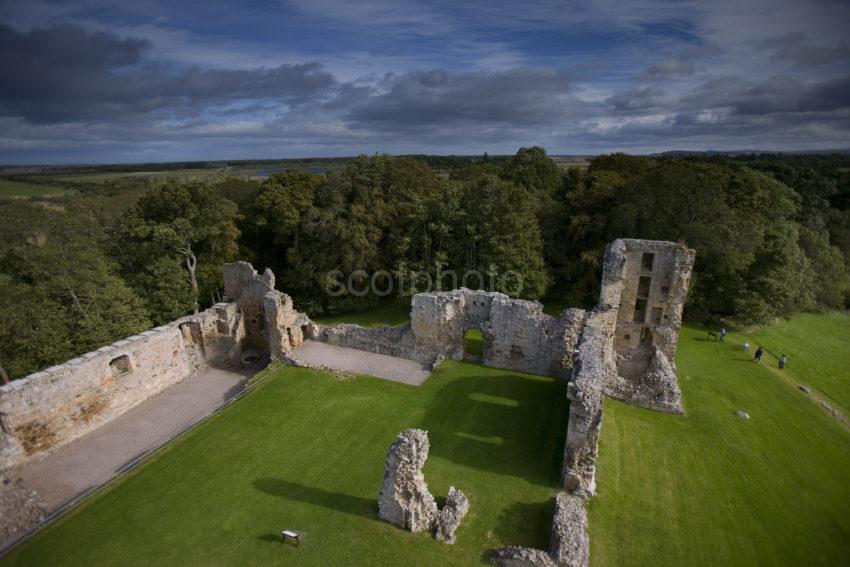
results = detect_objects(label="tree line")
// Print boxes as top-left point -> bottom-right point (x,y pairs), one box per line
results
1,149 -> 848,379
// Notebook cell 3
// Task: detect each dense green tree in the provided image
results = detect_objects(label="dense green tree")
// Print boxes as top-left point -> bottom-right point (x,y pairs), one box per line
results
0,201 -> 150,378
115,181 -> 240,313
600,160 -> 808,323
455,174 -> 550,298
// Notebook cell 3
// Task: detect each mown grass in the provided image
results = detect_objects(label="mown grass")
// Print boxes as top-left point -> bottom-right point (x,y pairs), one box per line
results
0,178 -> 74,197
3,362 -> 568,566
465,329 -> 484,356
747,312 -> 850,416
588,321 -> 850,566
311,302 -> 412,328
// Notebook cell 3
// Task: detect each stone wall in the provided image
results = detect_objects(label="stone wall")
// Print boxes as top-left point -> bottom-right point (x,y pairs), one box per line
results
0,303 -> 243,470
315,289 -> 587,378
410,289 -> 587,378
223,261 -> 317,361
318,323 -> 429,364
561,312 -> 614,498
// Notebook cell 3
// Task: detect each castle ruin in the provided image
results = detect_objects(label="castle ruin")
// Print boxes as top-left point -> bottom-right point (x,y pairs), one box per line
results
0,238 -> 695,565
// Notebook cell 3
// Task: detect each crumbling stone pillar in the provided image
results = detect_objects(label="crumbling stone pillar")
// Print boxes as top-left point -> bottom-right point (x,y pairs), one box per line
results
377,429 -> 469,543
378,428 -> 438,532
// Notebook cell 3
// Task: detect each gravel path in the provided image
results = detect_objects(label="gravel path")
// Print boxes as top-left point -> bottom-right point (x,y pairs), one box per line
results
11,366 -> 254,512
290,340 -> 432,385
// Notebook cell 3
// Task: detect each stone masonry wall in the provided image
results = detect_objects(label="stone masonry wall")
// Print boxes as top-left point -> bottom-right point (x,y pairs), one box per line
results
0,303 -> 243,470
600,239 -> 695,414
410,289 -> 587,379
318,323 -> 430,364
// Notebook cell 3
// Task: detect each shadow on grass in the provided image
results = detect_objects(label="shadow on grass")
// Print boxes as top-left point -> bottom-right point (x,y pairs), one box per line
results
421,368 -> 568,488
492,499 -> 554,549
253,478 -> 378,522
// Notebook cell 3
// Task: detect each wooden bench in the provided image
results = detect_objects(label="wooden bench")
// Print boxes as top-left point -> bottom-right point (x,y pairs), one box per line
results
280,530 -> 302,547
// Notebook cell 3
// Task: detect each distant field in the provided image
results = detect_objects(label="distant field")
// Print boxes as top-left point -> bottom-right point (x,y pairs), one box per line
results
44,169 -> 222,184
0,178 -> 74,197
550,156 -> 592,170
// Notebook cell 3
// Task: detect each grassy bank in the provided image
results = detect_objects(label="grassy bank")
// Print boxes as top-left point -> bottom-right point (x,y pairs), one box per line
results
588,321 -> 850,565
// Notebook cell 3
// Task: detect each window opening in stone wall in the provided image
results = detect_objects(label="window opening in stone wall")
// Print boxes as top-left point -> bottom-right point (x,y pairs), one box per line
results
638,276 -> 652,298
652,307 -> 663,324
661,286 -> 670,297
633,298 -> 647,322
641,252 -> 655,271
640,326 -> 652,344
109,355 -> 132,375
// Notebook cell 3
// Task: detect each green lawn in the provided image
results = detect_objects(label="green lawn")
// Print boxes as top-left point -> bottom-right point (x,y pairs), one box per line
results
588,321 -> 850,566
0,178 -> 74,197
311,302 -> 412,328
3,362 -> 567,566
465,329 -> 484,356
5,305 -> 849,566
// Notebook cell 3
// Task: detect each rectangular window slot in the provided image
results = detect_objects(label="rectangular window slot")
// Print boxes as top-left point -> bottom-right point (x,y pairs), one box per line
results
638,276 -> 652,298
633,298 -> 647,323
640,326 -> 652,344
652,307 -> 663,324
641,252 -> 655,271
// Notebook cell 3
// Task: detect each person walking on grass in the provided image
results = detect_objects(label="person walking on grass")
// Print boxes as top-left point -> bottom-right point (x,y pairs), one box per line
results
719,327 -> 727,342
779,355 -> 787,369
754,346 -> 764,362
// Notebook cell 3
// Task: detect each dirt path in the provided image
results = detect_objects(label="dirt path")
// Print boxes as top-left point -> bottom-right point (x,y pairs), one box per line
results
10,366 -> 254,512
289,340 -> 432,385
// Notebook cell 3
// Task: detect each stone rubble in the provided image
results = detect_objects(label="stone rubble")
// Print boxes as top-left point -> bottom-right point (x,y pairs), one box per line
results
434,486 -> 470,544
490,546 -> 560,567
549,492 -> 590,567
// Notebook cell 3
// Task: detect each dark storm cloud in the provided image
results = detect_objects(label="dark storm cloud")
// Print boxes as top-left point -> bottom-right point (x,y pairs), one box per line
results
684,75 -> 850,117
607,86 -> 672,111
0,24 -> 336,123
342,68 -> 584,131
760,33 -> 850,67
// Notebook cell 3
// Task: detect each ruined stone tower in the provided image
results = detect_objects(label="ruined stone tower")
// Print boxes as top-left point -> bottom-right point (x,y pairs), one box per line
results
599,239 -> 696,413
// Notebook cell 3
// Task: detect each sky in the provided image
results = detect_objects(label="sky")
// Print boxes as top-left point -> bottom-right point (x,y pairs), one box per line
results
1,0 -> 849,164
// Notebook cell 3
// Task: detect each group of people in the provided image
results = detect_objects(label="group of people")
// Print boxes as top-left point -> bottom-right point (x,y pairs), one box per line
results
719,327 -> 787,369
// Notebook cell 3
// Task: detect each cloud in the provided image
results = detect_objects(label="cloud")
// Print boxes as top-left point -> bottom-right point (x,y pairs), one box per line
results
0,24 -> 336,124
607,86 -> 676,111
760,32 -> 850,67
684,75 -> 850,117
642,57 -> 695,77
2,0 -> 850,162
342,68 -> 585,132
